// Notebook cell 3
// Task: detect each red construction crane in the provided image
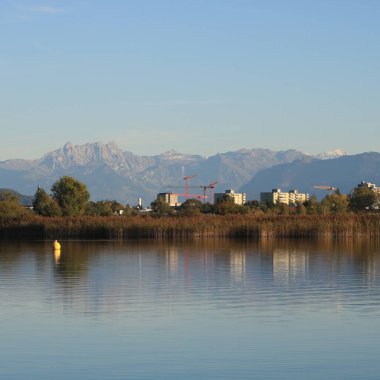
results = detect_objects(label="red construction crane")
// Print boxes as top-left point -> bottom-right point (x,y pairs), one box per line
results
165,176 -> 217,204
167,175 -> 197,199
200,181 -> 218,204
183,175 -> 196,198
165,175 -> 203,202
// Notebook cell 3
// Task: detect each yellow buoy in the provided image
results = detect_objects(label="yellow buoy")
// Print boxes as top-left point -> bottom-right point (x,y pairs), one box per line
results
52,240 -> 61,250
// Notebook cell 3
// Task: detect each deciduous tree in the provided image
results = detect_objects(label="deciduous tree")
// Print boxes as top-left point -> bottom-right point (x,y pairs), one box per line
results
350,186 -> 376,212
178,199 -> 203,216
0,191 -> 29,218
150,198 -> 174,215
85,200 -> 128,216
51,176 -> 90,216
320,192 -> 349,214
33,187 -> 61,216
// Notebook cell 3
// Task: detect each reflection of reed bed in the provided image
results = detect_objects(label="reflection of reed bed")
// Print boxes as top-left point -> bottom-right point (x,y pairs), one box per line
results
1,214 -> 380,239
257,235 -> 380,255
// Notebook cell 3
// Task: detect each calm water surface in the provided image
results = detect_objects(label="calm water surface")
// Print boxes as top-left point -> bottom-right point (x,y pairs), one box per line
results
1,239 -> 380,379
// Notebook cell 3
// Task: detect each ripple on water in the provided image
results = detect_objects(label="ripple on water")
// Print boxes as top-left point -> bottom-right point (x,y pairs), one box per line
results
1,240 -> 380,379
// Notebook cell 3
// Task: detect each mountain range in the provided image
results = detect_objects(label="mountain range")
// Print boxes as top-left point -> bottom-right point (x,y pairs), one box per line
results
0,142 -> 377,206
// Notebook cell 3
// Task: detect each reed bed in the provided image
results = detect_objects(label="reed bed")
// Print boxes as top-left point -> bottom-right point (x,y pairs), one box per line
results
1,214 -> 380,240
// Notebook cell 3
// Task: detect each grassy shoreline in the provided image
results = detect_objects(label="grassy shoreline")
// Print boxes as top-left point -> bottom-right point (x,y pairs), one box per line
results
1,214 -> 380,240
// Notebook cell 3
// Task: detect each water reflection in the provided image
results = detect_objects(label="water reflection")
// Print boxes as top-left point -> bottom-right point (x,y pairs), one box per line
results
230,249 -> 245,281
1,238 -> 380,316
53,249 -> 61,264
1,239 -> 380,380
273,248 -> 307,285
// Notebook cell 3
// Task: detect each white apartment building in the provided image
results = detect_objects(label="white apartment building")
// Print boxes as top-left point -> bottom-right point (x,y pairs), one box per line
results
260,189 -> 309,206
214,189 -> 247,205
288,189 -> 309,205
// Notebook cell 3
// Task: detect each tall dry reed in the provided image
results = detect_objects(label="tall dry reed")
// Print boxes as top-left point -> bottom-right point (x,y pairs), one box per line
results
0,214 -> 379,240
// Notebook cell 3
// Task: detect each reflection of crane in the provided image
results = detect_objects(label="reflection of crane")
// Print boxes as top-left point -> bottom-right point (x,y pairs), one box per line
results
313,185 -> 337,193
199,181 -> 218,204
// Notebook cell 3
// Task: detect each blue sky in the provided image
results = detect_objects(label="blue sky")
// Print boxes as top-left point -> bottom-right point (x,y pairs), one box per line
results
1,0 -> 379,159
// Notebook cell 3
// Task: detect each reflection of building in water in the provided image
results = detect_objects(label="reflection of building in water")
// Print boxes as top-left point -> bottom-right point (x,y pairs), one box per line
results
364,255 -> 379,288
273,249 -> 307,284
166,247 -> 179,273
230,250 -> 246,281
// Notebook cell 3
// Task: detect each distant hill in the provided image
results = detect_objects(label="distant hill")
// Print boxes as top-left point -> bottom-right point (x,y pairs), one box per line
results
0,142 -> 307,205
240,152 -> 380,199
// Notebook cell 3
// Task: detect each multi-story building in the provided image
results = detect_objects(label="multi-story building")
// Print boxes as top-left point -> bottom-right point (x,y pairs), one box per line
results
260,189 -> 309,206
261,189 -> 289,205
214,189 -> 247,205
288,189 -> 309,205
157,192 -> 181,207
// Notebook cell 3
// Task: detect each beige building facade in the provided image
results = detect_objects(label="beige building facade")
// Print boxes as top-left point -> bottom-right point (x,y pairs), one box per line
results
261,189 -> 309,206
214,189 -> 247,205
157,192 -> 181,207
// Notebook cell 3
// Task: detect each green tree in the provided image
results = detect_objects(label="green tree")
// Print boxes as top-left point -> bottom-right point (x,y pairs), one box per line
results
350,186 -> 376,212
51,176 -> 90,216
86,201 -> 114,216
178,198 -> 203,216
320,192 -> 349,214
85,200 -> 128,216
244,200 -> 262,214
214,194 -> 246,215
304,195 -> 319,215
33,187 -> 61,216
109,201 -> 129,215
0,191 -> 29,218
244,200 -> 260,209
150,197 -> 174,215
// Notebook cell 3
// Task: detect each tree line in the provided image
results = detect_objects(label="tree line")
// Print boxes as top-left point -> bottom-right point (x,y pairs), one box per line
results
0,176 -> 133,219
0,175 -> 378,219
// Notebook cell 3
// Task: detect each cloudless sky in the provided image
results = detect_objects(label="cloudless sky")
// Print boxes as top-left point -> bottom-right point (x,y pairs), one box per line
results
1,0 -> 379,159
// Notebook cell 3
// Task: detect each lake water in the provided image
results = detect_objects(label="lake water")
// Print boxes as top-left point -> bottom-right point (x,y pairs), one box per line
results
1,239 -> 380,379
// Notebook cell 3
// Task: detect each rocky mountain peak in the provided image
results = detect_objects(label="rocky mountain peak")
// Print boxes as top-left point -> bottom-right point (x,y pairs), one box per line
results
311,149 -> 348,160
157,149 -> 204,162
40,141 -> 127,170
2,142 -> 370,205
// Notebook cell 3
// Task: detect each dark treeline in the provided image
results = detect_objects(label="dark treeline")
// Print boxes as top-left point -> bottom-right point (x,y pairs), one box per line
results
1,214 -> 380,240
1,176 -> 380,240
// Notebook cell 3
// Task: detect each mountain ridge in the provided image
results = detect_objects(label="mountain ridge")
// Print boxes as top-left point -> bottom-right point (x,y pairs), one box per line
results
0,142 -> 373,205
0,142 -> 308,204
240,152 -> 380,200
